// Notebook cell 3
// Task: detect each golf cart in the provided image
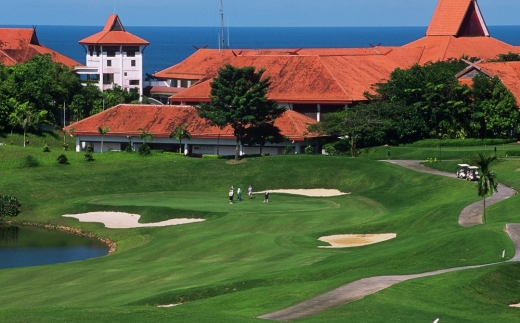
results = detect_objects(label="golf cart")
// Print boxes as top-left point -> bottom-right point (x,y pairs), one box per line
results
456,164 -> 470,179
467,166 -> 480,181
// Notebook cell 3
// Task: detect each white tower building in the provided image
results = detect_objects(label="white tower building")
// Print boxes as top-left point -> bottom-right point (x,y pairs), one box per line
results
76,15 -> 149,96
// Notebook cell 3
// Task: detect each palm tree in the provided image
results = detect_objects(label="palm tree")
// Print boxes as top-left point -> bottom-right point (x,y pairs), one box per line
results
97,126 -> 109,153
473,153 -> 499,223
169,124 -> 191,154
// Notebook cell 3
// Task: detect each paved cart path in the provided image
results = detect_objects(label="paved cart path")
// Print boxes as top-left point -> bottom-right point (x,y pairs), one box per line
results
259,160 -> 518,322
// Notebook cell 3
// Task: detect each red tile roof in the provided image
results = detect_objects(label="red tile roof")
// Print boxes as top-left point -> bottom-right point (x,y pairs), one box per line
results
0,28 -> 81,67
404,35 -> 520,65
426,0 -> 488,37
168,49 -> 405,104
477,62 -> 520,103
79,14 -> 149,45
65,105 -> 318,141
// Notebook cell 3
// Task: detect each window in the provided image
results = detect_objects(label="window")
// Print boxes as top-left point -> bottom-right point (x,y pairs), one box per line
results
123,46 -> 139,57
124,72 -> 127,76
103,73 -> 114,85
103,46 -> 119,57
107,60 -> 112,67
88,45 -> 94,56
131,60 -> 136,67
129,80 -> 140,86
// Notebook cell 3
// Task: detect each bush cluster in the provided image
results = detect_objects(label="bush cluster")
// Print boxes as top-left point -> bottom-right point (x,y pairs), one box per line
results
410,138 -> 516,147
0,195 -> 21,218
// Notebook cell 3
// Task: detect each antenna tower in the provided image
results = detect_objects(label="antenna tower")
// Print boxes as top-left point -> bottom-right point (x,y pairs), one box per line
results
220,0 -> 226,49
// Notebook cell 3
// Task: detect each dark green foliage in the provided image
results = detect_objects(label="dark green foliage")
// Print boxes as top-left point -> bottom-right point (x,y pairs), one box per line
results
138,143 -> 151,156
283,145 -> 293,155
0,194 -> 20,217
169,123 -> 191,153
305,145 -> 313,154
42,144 -> 51,152
490,52 -> 520,62
21,155 -> 39,168
472,74 -> 519,138
197,64 -> 285,161
84,151 -> 94,162
57,154 -> 68,164
410,138 -> 515,147
472,153 -> 499,222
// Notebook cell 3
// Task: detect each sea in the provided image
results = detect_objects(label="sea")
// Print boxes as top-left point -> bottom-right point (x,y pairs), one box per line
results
5,25 -> 520,76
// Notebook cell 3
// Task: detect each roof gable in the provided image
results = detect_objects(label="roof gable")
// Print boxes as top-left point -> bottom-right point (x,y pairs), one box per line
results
426,0 -> 489,37
0,28 -> 80,67
79,14 -> 149,45
104,14 -> 125,32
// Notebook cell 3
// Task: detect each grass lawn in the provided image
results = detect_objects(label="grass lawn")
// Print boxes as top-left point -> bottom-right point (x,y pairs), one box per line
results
1,144 -> 520,322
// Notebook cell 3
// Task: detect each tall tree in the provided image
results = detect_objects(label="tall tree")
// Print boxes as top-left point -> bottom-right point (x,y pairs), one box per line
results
308,103 -> 386,157
472,153 -> 499,223
197,64 -> 285,161
472,74 -> 519,139
8,99 -> 47,147
242,122 -> 286,154
97,126 -> 109,153
169,123 -> 191,154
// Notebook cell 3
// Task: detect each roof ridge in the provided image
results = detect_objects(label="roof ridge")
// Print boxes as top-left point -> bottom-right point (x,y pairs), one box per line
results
318,56 -> 353,102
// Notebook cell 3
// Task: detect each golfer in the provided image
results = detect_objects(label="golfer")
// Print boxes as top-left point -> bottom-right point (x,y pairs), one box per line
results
263,189 -> 269,203
248,185 -> 253,199
229,188 -> 234,204
237,187 -> 243,201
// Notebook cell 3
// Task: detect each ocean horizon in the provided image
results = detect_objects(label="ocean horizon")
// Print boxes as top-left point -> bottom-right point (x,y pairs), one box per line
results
4,25 -> 520,77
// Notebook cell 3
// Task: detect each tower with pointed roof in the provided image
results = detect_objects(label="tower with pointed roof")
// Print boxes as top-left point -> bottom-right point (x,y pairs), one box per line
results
77,14 -> 149,97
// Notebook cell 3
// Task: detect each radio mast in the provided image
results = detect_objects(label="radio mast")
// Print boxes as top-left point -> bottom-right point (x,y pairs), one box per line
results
220,0 -> 226,49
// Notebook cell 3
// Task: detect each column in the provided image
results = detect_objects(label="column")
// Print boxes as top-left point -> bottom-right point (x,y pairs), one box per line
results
317,104 -> 321,122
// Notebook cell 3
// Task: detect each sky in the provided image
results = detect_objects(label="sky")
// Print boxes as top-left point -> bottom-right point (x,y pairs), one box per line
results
1,0 -> 519,27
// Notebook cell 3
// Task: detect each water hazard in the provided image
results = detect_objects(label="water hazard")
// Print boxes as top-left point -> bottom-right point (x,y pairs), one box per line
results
0,225 -> 109,269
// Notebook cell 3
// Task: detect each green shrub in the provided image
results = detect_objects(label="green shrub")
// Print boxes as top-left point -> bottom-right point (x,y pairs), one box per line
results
284,146 -> 293,155
163,152 -> 185,157
305,145 -> 313,155
138,143 -> 151,156
84,151 -> 94,162
57,154 -> 68,164
202,154 -> 220,159
410,138 -> 516,147
0,194 -> 21,218
21,155 -> 40,168
62,143 -> 69,151
323,143 -> 336,156
42,144 -> 51,152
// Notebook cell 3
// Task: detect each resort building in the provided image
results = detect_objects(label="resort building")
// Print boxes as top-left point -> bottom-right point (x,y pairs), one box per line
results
0,27 -> 80,67
65,104 -> 319,155
76,14 -> 149,97
149,0 -> 520,120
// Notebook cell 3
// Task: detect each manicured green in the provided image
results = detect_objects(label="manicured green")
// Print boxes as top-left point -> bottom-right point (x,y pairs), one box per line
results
1,144 -> 520,322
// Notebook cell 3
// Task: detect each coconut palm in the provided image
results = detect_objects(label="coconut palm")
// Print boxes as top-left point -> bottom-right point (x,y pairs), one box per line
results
97,126 -> 109,153
473,153 -> 498,223
138,128 -> 153,145
169,123 -> 191,154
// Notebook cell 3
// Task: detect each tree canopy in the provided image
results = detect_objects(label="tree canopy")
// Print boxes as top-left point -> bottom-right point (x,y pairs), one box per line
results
310,59 -> 520,151
197,64 -> 285,160
0,54 -> 141,136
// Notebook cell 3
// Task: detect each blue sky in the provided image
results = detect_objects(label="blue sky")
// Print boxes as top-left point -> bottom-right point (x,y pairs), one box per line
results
1,0 -> 519,27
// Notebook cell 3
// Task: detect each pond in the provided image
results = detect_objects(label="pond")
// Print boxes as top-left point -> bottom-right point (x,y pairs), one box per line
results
0,225 -> 109,270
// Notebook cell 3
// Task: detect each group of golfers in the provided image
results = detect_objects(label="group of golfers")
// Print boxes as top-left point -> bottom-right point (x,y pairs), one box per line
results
229,185 -> 269,204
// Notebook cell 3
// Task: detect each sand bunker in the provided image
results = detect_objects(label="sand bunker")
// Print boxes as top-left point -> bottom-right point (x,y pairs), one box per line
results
510,303 -> 520,308
318,233 -> 397,248
258,189 -> 350,197
63,212 -> 205,229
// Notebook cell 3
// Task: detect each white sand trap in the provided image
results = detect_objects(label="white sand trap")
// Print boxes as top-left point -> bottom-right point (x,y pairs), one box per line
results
257,189 -> 350,197
63,212 -> 205,229
318,233 -> 397,248
157,303 -> 182,308
510,303 -> 520,308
